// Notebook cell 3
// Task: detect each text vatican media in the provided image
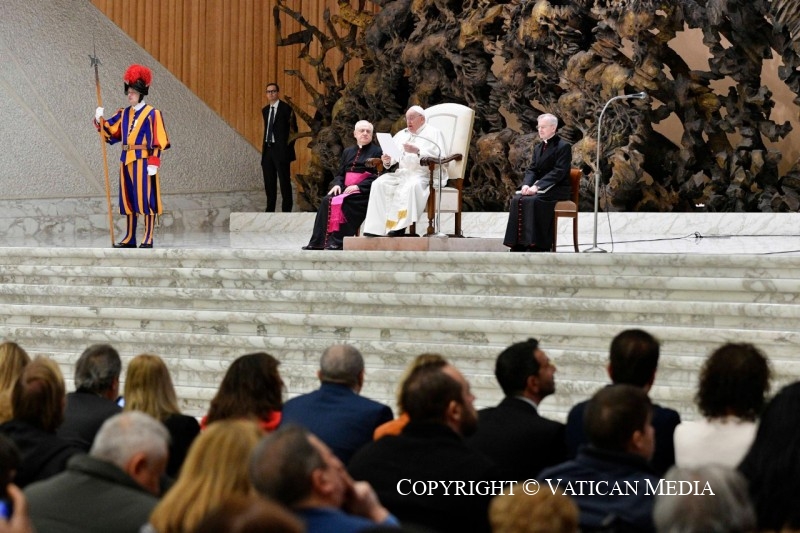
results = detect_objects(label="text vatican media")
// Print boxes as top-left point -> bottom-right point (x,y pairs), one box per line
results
545,479 -> 715,496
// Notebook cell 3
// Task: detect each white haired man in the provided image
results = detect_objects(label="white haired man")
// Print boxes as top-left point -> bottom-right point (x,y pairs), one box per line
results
302,120 -> 383,250
25,412 -> 169,533
503,113 -> 572,252
363,106 -> 449,236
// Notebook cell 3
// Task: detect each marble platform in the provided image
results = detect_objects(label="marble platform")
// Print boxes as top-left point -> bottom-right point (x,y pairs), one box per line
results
1,209 -> 799,425
230,211 -> 800,255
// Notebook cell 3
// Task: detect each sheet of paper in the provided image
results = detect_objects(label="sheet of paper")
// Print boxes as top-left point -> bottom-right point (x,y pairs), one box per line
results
377,133 -> 402,161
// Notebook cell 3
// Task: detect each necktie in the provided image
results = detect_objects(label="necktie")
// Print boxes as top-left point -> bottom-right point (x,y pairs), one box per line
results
266,106 -> 275,143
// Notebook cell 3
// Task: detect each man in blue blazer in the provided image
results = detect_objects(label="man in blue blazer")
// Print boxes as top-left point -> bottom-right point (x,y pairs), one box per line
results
281,344 -> 393,464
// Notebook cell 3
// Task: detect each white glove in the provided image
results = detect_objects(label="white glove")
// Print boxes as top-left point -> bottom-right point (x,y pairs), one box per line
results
147,165 -> 158,176
95,107 -> 104,122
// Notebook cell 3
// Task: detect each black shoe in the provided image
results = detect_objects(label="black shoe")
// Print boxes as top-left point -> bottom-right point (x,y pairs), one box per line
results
508,245 -> 526,252
113,241 -> 137,249
387,229 -> 406,237
139,242 -> 153,249
325,243 -> 342,250
363,233 -> 380,238
301,245 -> 323,250
528,245 -> 549,252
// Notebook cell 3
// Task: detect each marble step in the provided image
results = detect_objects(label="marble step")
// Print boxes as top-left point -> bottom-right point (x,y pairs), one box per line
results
1,262 -> 799,306
3,246 -> 800,278
1,292 -> 799,339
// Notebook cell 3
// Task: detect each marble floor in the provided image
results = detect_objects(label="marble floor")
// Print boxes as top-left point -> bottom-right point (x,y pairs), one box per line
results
3,212 -> 800,255
5,231 -> 800,256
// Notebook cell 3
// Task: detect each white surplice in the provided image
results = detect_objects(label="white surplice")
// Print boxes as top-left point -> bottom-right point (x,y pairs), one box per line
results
363,123 -> 449,235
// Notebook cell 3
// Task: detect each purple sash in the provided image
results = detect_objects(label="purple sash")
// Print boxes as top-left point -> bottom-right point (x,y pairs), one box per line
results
327,171 -> 371,233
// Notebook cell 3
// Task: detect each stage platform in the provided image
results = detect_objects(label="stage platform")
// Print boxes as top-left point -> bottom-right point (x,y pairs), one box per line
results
0,210 -> 799,424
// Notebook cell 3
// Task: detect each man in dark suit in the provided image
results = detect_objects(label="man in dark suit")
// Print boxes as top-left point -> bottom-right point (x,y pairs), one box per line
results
280,344 -> 393,465
348,361 -> 500,533
56,344 -> 122,451
261,82 -> 298,212
468,338 -> 567,480
565,328 -> 681,476
504,113 -> 572,251
302,120 -> 382,250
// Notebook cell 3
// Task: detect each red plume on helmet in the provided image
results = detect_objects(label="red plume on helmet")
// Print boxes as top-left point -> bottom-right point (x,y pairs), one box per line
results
123,64 -> 152,96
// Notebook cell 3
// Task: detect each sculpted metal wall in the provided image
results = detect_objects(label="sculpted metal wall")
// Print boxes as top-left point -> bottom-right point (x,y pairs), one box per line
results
280,0 -> 800,213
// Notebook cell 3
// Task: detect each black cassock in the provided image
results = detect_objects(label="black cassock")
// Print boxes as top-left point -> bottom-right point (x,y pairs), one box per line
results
504,135 -> 572,251
305,142 -> 383,249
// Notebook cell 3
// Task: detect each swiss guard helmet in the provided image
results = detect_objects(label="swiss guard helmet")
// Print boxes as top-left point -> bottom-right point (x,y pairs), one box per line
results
123,64 -> 152,96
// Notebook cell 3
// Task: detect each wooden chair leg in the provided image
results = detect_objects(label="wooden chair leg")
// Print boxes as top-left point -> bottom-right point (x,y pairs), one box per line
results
572,218 -> 579,252
552,216 -> 560,252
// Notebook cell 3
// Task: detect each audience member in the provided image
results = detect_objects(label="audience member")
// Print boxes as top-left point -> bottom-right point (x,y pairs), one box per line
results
191,494 -> 303,533
281,344 -> 393,464
566,328 -> 680,475
0,357 -> 82,487
739,381 -> 800,531
124,353 -> 200,477
673,342 -> 770,468
0,483 -> 33,533
250,424 -> 398,532
0,342 -> 30,424
362,105 -> 449,236
540,384 -> 659,532
503,113 -> 572,252
489,487 -> 579,533
373,353 -> 447,440
25,411 -> 169,533
468,338 -> 566,479
57,343 -> 122,450
653,464 -> 756,533
148,419 -> 263,533
0,434 -> 33,533
348,362 -> 499,533
202,352 -> 283,431
302,120 -> 383,250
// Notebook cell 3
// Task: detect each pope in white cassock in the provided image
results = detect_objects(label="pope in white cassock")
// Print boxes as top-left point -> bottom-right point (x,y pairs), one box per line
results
363,106 -> 449,235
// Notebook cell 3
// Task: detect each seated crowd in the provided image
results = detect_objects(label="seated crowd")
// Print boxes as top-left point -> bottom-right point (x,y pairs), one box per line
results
0,332 -> 791,533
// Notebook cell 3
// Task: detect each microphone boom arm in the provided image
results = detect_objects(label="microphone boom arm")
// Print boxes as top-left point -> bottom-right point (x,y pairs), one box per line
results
585,92 -> 647,253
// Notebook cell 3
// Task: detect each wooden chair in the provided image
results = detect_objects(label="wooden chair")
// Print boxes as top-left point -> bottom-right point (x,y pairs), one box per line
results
552,168 -> 582,252
418,103 -> 475,236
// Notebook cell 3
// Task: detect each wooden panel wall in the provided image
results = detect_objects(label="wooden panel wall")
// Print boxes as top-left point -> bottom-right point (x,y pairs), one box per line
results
91,0 -> 377,177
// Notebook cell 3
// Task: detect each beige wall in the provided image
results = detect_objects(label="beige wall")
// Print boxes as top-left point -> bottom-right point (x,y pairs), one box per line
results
91,0 -> 378,181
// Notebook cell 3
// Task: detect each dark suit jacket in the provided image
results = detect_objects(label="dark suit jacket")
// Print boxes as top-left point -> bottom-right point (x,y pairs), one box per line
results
565,391 -> 681,476
521,134 -> 572,201
162,413 -> 200,478
261,100 -> 297,164
57,390 -> 122,451
349,422 -> 500,533
468,397 -> 567,480
280,382 -> 393,465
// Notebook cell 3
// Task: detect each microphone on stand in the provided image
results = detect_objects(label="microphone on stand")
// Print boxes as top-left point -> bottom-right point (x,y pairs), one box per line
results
410,134 -> 448,238
584,91 -> 648,253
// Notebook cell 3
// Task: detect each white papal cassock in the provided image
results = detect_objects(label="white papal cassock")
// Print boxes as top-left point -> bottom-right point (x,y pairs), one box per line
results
363,123 -> 450,235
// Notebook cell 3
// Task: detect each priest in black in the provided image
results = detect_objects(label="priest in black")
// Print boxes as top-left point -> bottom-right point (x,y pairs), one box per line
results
302,120 -> 382,250
504,113 -> 572,252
